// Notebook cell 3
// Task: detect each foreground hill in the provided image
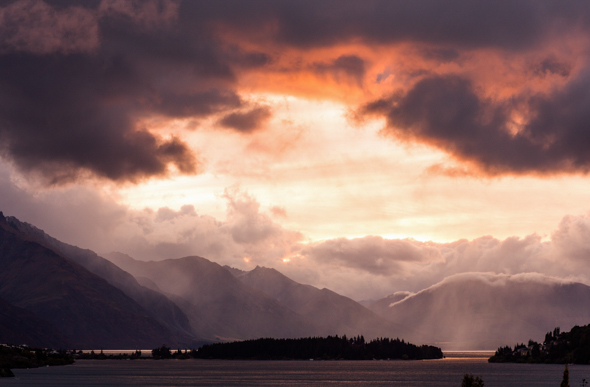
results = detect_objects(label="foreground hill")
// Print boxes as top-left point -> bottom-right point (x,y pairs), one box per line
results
0,213 -> 184,348
106,253 -> 323,341
370,273 -> 590,350
230,265 -> 410,339
0,297 -> 68,349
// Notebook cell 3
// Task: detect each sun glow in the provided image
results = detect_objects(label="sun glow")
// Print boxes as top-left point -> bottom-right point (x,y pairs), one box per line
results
113,90 -> 590,245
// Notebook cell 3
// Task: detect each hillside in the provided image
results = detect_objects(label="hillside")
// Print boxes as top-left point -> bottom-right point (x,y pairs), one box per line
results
0,297 -> 68,349
106,253 -> 323,341
232,265 -> 411,339
371,273 -> 590,350
0,213 -> 184,349
4,216 -> 196,345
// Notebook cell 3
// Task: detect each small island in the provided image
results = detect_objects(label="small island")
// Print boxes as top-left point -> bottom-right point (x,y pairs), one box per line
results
193,335 -> 443,360
489,324 -> 590,364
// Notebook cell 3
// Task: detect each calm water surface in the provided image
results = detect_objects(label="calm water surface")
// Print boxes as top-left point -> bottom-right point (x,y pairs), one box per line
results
5,352 -> 589,386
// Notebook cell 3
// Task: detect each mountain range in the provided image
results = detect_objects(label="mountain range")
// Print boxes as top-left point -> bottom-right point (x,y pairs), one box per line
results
2,211 -> 590,350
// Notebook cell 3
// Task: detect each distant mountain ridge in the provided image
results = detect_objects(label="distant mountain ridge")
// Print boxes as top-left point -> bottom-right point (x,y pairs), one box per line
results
0,211 -> 417,349
229,265 -> 411,339
106,253 -> 324,341
108,253 -> 414,342
4,212 -> 590,351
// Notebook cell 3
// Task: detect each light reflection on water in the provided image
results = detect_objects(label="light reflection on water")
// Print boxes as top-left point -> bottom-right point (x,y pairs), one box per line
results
5,357 -> 590,387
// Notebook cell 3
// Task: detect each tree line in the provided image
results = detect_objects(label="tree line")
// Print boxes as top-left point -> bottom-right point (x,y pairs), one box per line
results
489,324 -> 590,364
193,335 -> 443,360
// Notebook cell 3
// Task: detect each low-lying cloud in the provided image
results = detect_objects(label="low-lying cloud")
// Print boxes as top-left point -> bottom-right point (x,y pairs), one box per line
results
300,236 -> 442,276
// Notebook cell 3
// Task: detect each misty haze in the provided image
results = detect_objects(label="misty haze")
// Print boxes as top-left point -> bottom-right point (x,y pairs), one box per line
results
3,0 -> 590,385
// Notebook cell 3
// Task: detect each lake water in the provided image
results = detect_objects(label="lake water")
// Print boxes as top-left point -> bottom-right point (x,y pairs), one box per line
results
4,352 -> 589,386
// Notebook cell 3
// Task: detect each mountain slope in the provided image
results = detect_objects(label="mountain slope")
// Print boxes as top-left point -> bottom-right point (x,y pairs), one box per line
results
107,253 -> 322,341
232,265 -> 411,339
0,296 -> 69,348
5,216 -> 195,343
365,291 -> 413,316
373,273 -> 590,350
0,213 -> 183,349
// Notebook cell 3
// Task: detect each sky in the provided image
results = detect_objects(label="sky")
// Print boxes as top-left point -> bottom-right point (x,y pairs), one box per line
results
2,0 -> 590,300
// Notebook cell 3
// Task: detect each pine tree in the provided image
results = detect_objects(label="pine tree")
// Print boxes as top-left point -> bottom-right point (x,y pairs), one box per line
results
461,374 -> 484,387
560,364 -> 570,387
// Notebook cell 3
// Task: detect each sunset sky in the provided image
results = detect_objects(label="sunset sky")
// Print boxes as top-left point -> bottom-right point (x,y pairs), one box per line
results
2,0 -> 590,299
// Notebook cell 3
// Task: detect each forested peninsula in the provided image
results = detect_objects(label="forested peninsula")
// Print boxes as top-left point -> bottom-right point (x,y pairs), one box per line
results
489,324 -> 590,364
0,345 -> 74,377
194,335 -> 443,360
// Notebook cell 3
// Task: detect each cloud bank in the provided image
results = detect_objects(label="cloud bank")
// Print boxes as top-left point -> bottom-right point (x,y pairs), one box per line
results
2,156 -> 590,300
359,72 -> 590,175
2,0 -> 590,184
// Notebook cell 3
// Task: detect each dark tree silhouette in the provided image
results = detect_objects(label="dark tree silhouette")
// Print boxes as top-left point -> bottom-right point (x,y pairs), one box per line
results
560,364 -> 570,387
152,345 -> 172,359
490,324 -> 590,364
461,374 -> 484,387
194,336 -> 443,360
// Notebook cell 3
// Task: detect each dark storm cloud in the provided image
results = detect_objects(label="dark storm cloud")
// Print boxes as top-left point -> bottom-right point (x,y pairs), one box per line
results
0,50 -> 209,183
532,56 -> 572,78
2,0 -> 590,182
185,0 -> 590,50
0,0 -> 263,183
359,73 -> 590,175
312,55 -> 366,86
218,106 -> 272,133
0,0 -> 99,54
420,48 -> 460,63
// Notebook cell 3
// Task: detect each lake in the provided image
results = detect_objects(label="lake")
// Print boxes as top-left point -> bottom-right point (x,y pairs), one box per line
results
4,352 -> 589,386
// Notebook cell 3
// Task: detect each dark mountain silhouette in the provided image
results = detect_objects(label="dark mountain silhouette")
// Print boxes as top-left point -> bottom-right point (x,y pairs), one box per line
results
370,273 -> 590,350
0,212 -> 186,349
4,216 -> 196,345
0,296 -> 69,348
230,265 -> 410,339
107,253 -> 323,341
